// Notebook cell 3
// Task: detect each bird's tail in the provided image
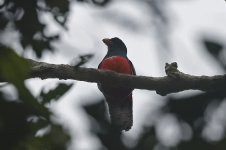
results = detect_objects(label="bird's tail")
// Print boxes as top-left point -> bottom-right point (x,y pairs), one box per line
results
107,94 -> 133,131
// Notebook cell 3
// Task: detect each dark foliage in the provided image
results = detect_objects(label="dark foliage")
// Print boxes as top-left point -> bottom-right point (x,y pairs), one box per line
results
0,0 -> 110,58
165,91 -> 226,127
77,0 -> 111,6
0,0 -> 70,57
71,54 -> 94,68
0,0 -> 111,149
203,39 -> 226,71
159,39 -> 226,149
0,44 -> 72,150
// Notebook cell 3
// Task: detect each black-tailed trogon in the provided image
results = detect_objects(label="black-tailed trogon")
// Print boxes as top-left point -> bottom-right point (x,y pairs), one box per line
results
98,37 -> 136,131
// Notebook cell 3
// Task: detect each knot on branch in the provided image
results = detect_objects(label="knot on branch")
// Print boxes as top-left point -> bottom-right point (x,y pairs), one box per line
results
165,62 -> 181,79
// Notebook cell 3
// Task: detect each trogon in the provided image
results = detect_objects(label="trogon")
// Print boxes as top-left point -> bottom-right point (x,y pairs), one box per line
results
98,37 -> 136,131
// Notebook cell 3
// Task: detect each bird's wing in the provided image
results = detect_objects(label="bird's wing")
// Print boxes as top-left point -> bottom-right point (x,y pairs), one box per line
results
128,60 -> 136,75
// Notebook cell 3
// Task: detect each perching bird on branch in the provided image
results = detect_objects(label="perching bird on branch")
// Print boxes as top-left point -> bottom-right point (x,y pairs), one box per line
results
98,37 -> 136,131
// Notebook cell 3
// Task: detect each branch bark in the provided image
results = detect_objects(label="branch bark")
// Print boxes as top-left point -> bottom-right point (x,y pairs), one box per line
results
16,59 -> 226,96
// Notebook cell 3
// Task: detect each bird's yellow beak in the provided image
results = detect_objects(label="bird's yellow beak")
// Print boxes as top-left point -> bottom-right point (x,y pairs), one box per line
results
102,38 -> 111,46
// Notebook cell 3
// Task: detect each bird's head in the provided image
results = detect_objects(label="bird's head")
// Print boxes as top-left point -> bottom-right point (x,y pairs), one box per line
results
102,37 -> 127,55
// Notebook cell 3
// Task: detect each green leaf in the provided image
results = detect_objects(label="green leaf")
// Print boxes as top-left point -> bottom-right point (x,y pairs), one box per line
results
0,44 -> 49,117
0,44 -> 30,85
39,83 -> 73,104
0,95 -> 37,150
18,124 -> 70,150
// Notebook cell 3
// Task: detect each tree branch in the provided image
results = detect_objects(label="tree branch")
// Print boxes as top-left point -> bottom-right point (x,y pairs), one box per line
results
10,59 -> 226,96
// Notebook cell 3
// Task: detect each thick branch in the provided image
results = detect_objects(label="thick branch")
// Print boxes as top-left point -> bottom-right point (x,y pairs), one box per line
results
13,59 -> 226,95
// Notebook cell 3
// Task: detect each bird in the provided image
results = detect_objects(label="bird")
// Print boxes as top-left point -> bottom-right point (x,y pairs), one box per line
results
98,37 -> 136,131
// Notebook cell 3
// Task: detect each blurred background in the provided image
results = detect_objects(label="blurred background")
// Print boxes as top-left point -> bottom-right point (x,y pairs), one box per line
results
0,0 -> 226,150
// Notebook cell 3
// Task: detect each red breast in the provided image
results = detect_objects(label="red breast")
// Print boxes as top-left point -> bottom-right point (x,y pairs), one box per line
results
99,56 -> 132,75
